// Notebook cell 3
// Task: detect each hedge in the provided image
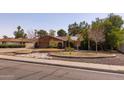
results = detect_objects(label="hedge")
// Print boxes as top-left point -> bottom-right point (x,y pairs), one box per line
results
0,44 -> 25,48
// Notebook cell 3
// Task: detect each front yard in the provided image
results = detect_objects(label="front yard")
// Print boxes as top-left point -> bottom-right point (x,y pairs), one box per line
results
50,51 -> 116,58
0,48 -> 124,66
52,53 -> 124,66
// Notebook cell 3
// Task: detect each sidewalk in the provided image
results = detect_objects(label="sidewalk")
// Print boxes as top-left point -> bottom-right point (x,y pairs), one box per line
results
0,48 -> 26,53
0,55 -> 124,74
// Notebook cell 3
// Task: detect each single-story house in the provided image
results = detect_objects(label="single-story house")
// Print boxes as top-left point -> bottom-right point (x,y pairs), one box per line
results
35,36 -> 66,48
0,38 -> 37,48
35,35 -> 79,48
0,36 -> 79,49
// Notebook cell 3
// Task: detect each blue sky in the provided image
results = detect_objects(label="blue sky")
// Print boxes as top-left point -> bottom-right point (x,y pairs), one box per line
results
0,13 -> 124,37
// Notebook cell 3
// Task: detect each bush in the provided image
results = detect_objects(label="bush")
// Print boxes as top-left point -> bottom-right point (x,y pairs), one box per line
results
79,40 -> 88,50
65,47 -> 74,52
0,44 -> 25,48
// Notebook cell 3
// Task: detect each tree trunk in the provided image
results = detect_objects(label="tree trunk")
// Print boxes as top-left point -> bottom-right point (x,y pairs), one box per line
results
68,41 -> 71,48
88,39 -> 90,50
76,41 -> 80,50
77,44 -> 79,50
100,43 -> 103,51
96,41 -> 98,54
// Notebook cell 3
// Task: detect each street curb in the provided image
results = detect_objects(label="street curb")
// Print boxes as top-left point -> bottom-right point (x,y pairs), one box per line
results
50,53 -> 116,59
0,55 -> 124,74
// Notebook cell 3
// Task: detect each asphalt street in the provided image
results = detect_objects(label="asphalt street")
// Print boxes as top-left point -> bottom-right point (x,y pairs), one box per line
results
0,59 -> 124,80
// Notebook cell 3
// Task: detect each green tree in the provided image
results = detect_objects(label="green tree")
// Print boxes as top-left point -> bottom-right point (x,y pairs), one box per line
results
66,34 -> 73,54
68,22 -> 80,36
104,13 -> 124,49
107,28 -> 124,49
67,34 -> 71,48
14,26 -> 27,39
35,29 -> 48,38
57,29 -> 67,36
78,21 -> 90,50
68,21 -> 90,50
3,35 -> 8,39
108,13 -> 123,28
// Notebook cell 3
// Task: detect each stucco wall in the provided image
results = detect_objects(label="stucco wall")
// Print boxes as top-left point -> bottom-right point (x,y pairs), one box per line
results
118,44 -> 124,53
0,42 -> 20,44
25,43 -> 35,49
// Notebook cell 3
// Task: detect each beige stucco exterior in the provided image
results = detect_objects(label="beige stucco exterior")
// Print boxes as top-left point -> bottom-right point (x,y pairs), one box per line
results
25,42 -> 35,49
118,44 -> 124,53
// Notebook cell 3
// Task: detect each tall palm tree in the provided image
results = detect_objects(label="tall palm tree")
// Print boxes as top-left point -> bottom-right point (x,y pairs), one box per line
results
14,26 -> 27,39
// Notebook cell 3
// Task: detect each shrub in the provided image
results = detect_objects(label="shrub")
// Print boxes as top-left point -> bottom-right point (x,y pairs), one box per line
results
65,47 -> 74,52
0,44 -> 25,48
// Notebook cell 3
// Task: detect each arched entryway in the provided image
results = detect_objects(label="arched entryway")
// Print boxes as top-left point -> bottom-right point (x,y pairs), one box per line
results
34,42 -> 39,48
58,42 -> 63,49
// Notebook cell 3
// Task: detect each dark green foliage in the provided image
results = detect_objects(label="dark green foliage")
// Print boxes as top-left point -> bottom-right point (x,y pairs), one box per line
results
79,40 -> 88,50
103,14 -> 124,49
67,14 -> 124,51
108,13 -> 123,28
68,22 -> 80,36
78,21 -> 90,50
3,35 -> 8,39
57,29 -> 67,36
68,21 -> 90,50
14,26 -> 27,39
0,44 -> 25,48
106,29 -> 124,49
35,29 -> 48,38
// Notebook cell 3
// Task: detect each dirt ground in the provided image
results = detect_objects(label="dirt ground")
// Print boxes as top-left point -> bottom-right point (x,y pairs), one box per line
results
53,53 -> 124,66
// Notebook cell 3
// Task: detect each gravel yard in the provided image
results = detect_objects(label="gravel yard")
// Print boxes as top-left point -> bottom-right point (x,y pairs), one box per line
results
16,53 -> 52,59
52,53 -> 124,66
15,51 -> 124,66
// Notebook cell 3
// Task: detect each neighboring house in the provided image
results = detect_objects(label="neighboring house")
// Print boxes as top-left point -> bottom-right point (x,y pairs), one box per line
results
0,38 -> 36,48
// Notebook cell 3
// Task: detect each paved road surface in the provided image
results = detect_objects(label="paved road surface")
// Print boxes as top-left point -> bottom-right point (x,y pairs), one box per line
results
0,59 -> 124,80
